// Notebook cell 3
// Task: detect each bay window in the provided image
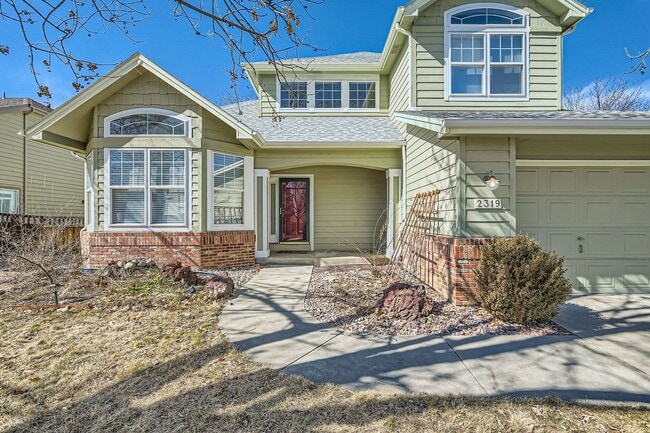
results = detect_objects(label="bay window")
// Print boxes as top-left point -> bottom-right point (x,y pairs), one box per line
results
107,149 -> 188,227
208,151 -> 254,230
445,5 -> 529,100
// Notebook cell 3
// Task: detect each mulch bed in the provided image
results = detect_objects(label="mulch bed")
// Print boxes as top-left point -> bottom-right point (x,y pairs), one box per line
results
305,265 -> 569,336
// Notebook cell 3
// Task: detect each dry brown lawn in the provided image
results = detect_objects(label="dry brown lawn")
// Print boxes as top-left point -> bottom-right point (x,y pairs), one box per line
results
1,270 -> 648,433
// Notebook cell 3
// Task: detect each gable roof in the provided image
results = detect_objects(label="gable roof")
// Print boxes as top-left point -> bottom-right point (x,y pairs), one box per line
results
28,53 -> 254,152
0,97 -> 50,115
403,0 -> 591,28
395,110 -> 650,136
223,100 -> 404,147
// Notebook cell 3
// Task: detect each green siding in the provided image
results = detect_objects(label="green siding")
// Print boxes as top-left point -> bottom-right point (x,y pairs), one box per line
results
0,111 -> 83,216
274,166 -> 387,251
413,0 -> 562,111
0,113 -> 25,194
404,125 -> 459,236
461,136 -> 516,238
95,72 -> 203,140
389,43 -> 411,116
254,148 -> 401,171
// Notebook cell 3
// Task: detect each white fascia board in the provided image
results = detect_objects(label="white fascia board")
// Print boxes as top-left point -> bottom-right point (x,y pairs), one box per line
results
442,118 -> 650,135
393,111 -> 446,134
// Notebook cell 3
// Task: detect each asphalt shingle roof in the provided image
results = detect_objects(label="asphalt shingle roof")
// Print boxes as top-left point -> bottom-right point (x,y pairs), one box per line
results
399,110 -> 650,120
0,97 -> 51,112
224,100 -> 405,143
260,51 -> 382,66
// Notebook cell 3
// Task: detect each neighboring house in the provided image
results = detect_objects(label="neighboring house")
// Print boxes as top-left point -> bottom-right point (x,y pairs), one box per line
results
28,0 -> 650,303
0,97 -> 83,217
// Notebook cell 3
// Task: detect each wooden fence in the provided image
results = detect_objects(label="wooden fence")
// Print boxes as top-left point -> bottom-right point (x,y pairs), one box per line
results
0,213 -> 84,248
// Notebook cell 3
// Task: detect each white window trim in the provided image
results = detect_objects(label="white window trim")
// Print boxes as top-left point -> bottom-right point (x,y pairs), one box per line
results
104,108 -> 192,138
444,3 -> 530,102
0,187 -> 20,214
85,151 -> 95,232
207,150 -> 255,232
103,148 -> 191,231
276,75 -> 381,113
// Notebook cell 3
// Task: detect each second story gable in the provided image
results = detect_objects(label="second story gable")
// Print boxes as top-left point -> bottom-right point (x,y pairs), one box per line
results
246,0 -> 590,116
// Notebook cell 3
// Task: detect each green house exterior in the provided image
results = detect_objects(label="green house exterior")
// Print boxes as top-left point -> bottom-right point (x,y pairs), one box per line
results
0,98 -> 83,217
30,0 -> 650,303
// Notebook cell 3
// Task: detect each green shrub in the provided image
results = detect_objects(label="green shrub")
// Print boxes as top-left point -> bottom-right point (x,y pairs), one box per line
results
475,234 -> 572,324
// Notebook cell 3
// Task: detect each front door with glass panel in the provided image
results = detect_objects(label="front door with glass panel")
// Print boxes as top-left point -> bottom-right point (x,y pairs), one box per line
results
279,178 -> 309,242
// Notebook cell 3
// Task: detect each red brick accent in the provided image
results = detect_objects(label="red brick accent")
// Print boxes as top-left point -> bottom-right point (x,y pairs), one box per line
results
80,230 -> 255,269
414,235 -> 492,306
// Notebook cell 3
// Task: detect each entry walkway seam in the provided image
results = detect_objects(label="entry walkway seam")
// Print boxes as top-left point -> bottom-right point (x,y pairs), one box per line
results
441,335 -> 490,397
281,330 -> 344,371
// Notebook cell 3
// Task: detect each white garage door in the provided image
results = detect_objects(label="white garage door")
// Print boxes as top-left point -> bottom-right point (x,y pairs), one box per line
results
516,166 -> 650,293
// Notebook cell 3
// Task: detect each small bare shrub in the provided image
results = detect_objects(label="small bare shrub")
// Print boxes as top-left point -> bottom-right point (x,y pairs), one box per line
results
0,214 -> 82,305
475,235 -> 572,324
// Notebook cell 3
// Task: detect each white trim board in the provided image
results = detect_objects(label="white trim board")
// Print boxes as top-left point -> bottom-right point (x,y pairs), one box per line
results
517,160 -> 650,167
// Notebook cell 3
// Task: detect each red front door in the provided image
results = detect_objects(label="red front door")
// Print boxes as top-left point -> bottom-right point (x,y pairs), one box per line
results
280,179 -> 309,242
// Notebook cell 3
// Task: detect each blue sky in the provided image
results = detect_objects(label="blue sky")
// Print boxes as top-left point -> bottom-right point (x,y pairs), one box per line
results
1,0 -> 648,106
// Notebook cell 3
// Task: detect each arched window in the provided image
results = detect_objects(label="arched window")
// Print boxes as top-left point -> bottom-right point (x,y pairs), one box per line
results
444,4 -> 529,100
104,109 -> 191,137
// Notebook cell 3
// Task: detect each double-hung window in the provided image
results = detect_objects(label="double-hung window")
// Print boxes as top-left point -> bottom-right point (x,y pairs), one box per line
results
107,149 -> 187,227
445,5 -> 529,100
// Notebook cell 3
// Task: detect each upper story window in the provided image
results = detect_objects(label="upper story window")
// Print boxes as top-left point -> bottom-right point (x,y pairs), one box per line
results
278,79 -> 379,111
104,109 -> 191,137
280,82 -> 308,109
444,4 -> 529,100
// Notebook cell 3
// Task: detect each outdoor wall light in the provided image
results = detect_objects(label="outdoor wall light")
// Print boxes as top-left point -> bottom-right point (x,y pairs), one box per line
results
483,171 -> 500,191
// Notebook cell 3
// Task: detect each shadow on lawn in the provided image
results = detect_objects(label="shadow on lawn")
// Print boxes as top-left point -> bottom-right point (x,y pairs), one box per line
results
5,340 -> 649,433
6,286 -> 650,432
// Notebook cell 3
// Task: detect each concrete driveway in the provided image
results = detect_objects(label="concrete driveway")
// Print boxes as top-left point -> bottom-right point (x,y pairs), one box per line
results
555,294 -> 650,377
221,267 -> 650,405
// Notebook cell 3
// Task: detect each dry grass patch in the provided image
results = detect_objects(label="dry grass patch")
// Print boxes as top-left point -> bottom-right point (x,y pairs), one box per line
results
1,271 -> 648,432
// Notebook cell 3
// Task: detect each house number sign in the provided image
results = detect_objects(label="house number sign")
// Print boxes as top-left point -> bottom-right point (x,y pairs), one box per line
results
474,199 -> 502,210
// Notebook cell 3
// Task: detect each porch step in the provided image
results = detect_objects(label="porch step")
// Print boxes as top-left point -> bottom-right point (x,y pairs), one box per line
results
257,253 -> 371,267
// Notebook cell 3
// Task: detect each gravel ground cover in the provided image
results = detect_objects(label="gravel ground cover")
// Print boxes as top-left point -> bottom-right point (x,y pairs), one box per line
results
305,265 -> 569,336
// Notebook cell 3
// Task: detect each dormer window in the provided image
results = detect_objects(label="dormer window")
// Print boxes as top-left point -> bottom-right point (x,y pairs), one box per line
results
104,109 -> 191,137
445,4 -> 529,100
277,78 -> 379,111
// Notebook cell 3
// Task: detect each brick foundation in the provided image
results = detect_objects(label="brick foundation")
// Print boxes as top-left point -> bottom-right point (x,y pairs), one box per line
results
415,235 -> 491,306
80,230 -> 256,269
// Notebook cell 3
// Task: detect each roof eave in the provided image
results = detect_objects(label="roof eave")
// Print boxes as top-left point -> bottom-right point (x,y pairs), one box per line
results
394,112 -> 650,136
252,140 -> 405,149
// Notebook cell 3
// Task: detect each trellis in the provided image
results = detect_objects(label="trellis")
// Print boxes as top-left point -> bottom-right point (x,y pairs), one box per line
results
388,190 -> 440,286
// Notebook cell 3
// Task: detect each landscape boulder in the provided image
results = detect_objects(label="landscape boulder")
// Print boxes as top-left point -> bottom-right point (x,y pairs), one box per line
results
376,282 -> 434,320
162,262 -> 199,285
206,272 -> 235,299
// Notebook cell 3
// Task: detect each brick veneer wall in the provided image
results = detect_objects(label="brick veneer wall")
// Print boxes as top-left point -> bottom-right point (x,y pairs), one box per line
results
80,230 -> 255,269
420,235 -> 491,306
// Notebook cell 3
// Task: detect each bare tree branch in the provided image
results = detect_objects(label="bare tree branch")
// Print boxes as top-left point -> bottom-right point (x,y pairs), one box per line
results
626,47 -> 650,75
0,0 -> 322,104
563,78 -> 649,111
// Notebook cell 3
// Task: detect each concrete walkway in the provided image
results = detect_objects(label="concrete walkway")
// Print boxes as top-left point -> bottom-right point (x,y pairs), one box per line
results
220,266 -> 650,405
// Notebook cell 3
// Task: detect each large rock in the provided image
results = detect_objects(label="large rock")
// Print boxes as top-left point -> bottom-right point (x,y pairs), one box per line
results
162,262 -> 198,285
206,273 -> 235,299
376,282 -> 434,320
